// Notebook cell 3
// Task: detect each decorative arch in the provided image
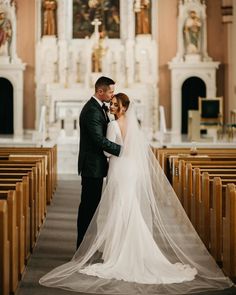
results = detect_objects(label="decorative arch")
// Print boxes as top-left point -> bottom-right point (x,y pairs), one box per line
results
0,72 -> 17,89
169,62 -> 219,134
181,76 -> 206,133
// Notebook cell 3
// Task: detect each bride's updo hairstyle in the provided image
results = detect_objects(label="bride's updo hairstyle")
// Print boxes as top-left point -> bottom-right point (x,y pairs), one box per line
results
114,93 -> 130,112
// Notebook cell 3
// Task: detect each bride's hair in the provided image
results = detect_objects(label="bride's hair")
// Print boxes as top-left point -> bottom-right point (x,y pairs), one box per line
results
114,93 -> 130,112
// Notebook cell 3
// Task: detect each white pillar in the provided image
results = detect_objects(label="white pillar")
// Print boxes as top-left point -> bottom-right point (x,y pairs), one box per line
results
57,0 -> 68,40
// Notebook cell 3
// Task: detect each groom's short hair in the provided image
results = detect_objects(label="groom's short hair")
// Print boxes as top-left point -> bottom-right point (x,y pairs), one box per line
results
95,76 -> 115,92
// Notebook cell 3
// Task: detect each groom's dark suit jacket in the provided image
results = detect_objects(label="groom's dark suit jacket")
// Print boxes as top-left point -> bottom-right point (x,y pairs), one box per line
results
78,97 -> 121,178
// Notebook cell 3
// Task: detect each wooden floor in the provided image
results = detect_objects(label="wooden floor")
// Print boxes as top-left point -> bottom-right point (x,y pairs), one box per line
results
15,175 -> 236,295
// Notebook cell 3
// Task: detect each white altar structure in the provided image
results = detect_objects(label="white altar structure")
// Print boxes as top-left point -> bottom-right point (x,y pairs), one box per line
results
35,0 -> 159,143
169,0 -> 220,134
0,0 -> 25,137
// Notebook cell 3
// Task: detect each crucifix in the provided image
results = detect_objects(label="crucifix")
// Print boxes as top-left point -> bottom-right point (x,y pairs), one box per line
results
91,18 -> 102,40
91,18 -> 103,73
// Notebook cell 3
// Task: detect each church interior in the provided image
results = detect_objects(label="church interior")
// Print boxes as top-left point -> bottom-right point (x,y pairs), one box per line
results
0,0 -> 236,294
0,0 -> 236,173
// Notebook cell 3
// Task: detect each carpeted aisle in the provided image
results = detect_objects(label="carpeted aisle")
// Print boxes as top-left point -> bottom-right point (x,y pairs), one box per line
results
15,175 -> 236,295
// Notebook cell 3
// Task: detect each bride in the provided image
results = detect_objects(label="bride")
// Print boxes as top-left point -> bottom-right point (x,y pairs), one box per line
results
40,93 -> 233,294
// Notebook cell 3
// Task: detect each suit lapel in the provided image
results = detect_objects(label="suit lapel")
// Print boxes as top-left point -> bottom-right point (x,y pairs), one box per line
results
104,111 -> 110,123
90,97 -> 109,123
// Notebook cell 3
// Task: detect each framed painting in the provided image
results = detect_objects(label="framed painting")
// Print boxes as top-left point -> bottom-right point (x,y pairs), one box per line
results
73,0 -> 120,39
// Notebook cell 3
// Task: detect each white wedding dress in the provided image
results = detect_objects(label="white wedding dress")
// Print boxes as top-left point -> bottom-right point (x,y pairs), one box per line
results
40,104 -> 232,294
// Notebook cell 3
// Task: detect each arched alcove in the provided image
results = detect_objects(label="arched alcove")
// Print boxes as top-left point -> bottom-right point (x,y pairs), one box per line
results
0,77 -> 14,134
181,77 -> 206,134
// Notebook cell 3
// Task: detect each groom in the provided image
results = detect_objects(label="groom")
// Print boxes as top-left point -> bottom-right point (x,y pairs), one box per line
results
77,76 -> 121,249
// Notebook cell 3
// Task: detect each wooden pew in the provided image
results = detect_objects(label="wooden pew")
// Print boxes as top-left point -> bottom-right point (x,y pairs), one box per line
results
0,145 -> 57,203
0,167 -> 39,241
177,161 -> 236,247
153,148 -> 236,278
172,158 -> 236,191
0,155 -> 9,160
6,157 -> 47,220
0,168 -> 35,259
199,172 -> 210,248
223,184 -> 236,278
197,170 -> 236,243
182,163 -> 236,234
184,167 -> 236,267
199,173 -> 236,248
210,177 -> 223,262
0,152 -> 48,202
191,168 -> 201,231
0,160 -> 46,241
170,155 -> 236,175
0,182 -> 26,279
6,157 -> 47,215
174,158 -> 236,193
0,179 -> 26,277
0,191 -> 18,293
0,146 -> 57,295
153,147 -> 236,174
0,200 -> 10,295
187,168 -> 236,236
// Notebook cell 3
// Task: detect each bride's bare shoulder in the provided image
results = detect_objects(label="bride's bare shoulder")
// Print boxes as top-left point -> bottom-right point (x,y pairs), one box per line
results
116,118 -> 127,139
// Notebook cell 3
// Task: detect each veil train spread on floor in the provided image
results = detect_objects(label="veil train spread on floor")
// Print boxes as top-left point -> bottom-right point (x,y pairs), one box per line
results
39,103 -> 233,294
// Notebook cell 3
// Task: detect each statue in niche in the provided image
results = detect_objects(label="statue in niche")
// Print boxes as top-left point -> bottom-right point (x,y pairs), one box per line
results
0,9 -> 12,56
73,0 -> 120,39
42,0 -> 57,36
134,0 -> 151,35
183,10 -> 202,54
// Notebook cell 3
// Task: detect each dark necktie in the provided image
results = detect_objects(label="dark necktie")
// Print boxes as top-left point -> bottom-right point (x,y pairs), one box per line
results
102,103 -> 110,123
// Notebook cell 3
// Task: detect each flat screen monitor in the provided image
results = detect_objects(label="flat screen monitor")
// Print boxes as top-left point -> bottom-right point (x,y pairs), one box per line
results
201,100 -> 220,118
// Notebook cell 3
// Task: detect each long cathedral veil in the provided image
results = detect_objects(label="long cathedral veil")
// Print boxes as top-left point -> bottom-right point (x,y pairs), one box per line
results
40,103 -> 233,294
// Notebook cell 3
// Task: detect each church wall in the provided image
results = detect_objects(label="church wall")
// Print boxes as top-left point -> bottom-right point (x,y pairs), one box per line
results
207,0 -> 229,121
16,0 -> 36,130
158,0 -> 229,128
158,0 -> 177,129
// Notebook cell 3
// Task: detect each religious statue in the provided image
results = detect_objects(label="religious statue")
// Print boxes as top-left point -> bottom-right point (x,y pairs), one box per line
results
92,45 -> 102,72
42,0 -> 57,36
134,0 -> 151,35
183,10 -> 202,54
0,9 -> 12,56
